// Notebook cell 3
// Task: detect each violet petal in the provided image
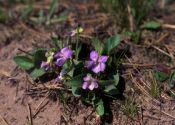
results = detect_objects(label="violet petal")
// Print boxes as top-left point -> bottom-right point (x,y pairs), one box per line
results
93,81 -> 98,88
54,52 -> 62,59
56,58 -> 66,66
98,56 -> 108,63
61,47 -> 73,59
85,61 -> 95,69
88,82 -> 95,90
83,76 -> 91,82
82,82 -> 89,89
99,63 -> 106,72
90,51 -> 98,62
40,61 -> 49,70
92,64 -> 101,73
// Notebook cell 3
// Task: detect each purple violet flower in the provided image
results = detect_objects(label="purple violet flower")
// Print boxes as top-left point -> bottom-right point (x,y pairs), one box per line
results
54,47 -> 73,67
86,51 -> 108,74
82,75 -> 98,90
55,70 -> 67,83
67,30 -> 76,37
41,61 -> 50,70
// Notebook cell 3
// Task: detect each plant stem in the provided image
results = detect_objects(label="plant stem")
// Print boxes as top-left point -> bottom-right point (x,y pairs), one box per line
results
75,32 -> 80,60
18,48 -> 33,56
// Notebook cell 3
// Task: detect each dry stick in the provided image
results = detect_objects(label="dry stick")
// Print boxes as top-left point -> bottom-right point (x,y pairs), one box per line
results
162,24 -> 175,29
152,46 -> 174,59
33,101 -> 49,119
33,92 -> 50,118
27,103 -> 33,125
127,3 -> 135,32
18,48 -> 33,56
152,105 -> 175,120
122,63 -> 156,68
80,34 -> 93,39
0,115 -> 10,125
155,33 -> 169,44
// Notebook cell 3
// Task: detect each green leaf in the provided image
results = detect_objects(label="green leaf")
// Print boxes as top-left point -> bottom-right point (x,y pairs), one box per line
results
95,99 -> 104,116
29,68 -> 45,78
91,37 -> 104,54
103,35 -> 121,54
153,71 -> 169,82
98,80 -> 115,86
98,74 -> 119,86
65,74 -> 84,87
30,48 -> 47,56
141,21 -> 161,30
75,43 -> 82,59
51,37 -> 63,48
169,72 -> 175,88
48,0 -> 58,19
124,31 -> 140,43
32,48 -> 47,67
104,85 -> 119,95
14,56 -> 34,70
21,4 -> 33,19
72,87 -> 81,97
49,14 -> 67,24
73,61 -> 84,76
113,74 -> 120,86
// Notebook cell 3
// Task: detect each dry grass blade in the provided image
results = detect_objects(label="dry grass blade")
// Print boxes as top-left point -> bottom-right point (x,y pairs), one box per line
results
0,115 -> 10,125
152,45 -> 174,59
27,103 -> 33,125
155,33 -> 169,44
33,92 -> 50,118
122,63 -> 156,68
162,24 -> 175,29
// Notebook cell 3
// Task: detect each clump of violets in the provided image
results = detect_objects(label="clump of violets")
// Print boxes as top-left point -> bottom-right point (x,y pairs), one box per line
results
54,46 -> 73,66
86,51 -> 108,74
14,33 -> 121,117
82,75 -> 98,90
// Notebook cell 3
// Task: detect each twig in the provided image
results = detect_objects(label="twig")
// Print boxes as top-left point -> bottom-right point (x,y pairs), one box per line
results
27,103 -> 33,125
80,34 -> 93,39
33,92 -> 50,118
0,115 -> 10,125
127,3 -> 135,31
44,85 -> 72,91
155,33 -> 169,44
152,45 -> 174,59
122,63 -> 156,68
152,105 -> 175,119
162,24 -> 175,29
18,48 -> 33,56
33,101 -> 49,118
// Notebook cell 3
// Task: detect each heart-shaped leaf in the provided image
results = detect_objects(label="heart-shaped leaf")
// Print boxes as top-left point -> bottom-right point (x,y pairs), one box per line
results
104,85 -> 119,95
95,99 -> 104,116
103,35 -> 121,54
113,73 -> 120,86
72,87 -> 81,97
141,21 -> 161,30
65,74 -> 84,87
14,56 -> 34,70
29,68 -> 46,78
